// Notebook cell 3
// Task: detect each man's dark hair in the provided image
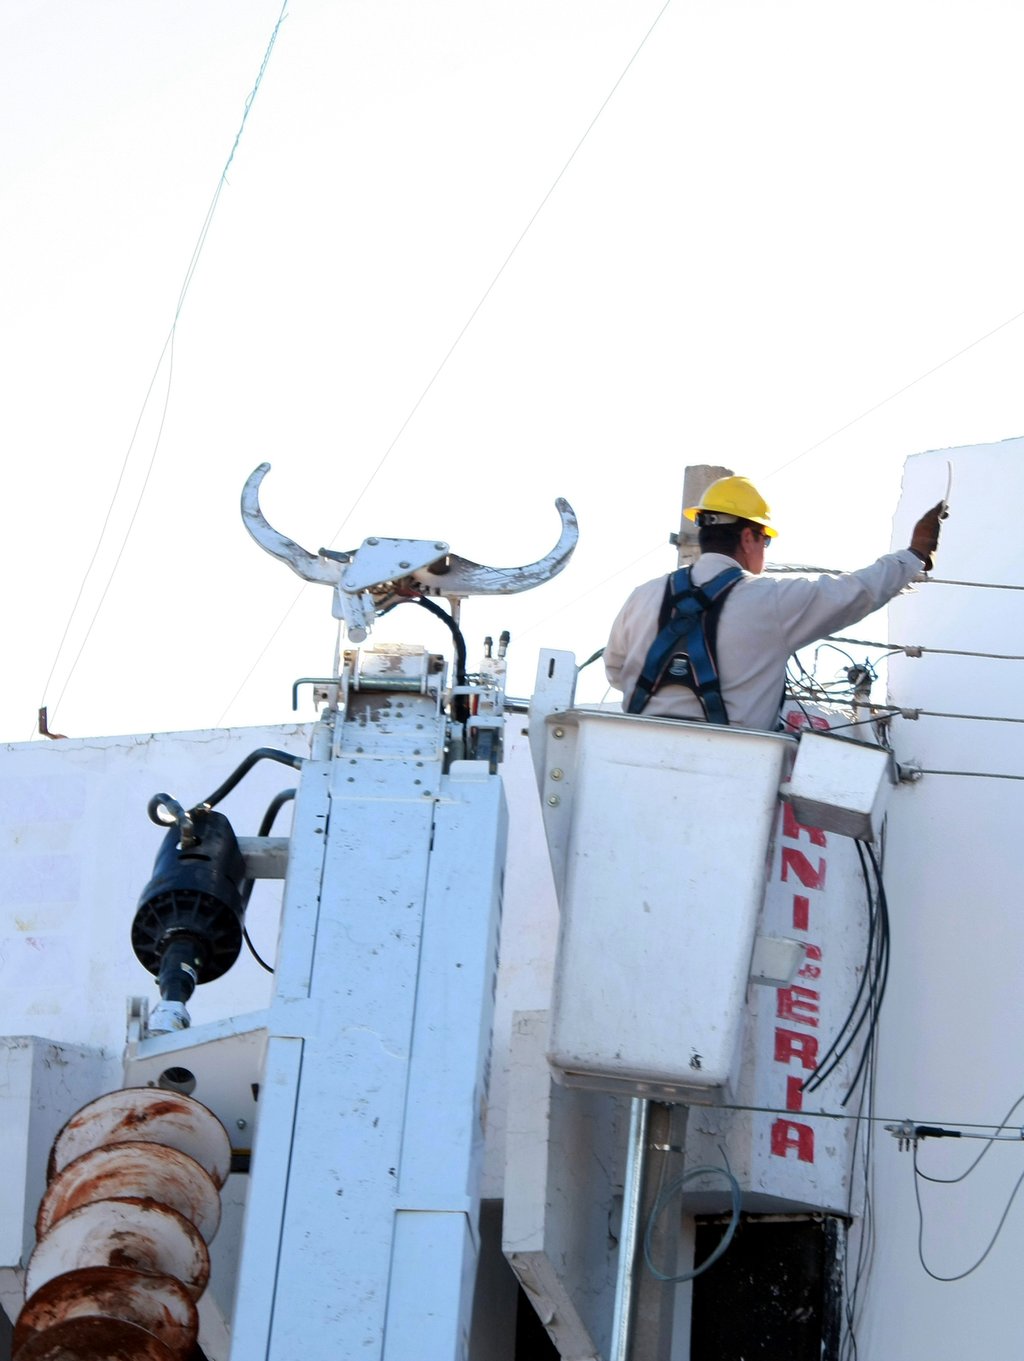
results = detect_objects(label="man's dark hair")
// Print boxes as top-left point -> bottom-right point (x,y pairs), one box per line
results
697,517 -> 756,556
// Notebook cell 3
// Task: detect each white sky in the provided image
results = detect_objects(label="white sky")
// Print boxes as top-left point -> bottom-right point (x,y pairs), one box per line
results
3,0 -> 1022,743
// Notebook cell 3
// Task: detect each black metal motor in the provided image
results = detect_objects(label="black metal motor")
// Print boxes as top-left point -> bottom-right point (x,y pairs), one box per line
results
131,810 -> 247,1004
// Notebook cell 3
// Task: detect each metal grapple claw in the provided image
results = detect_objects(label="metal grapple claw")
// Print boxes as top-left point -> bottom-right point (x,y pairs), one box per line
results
240,465 -> 578,638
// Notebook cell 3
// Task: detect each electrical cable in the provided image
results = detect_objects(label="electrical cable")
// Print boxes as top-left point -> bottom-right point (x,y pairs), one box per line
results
37,3 -> 289,736
642,1162 -> 742,1284
912,1144 -> 1024,1282
764,564 -> 885,577
37,333 -> 179,740
787,651 -> 832,706
659,1096 -> 1024,1132
899,707 -> 1024,724
841,1024 -> 879,1361
797,834 -> 892,1109
216,583 -> 306,727
767,566 -> 1024,593
913,769 -> 1024,781
828,634 -> 1024,663
839,845 -> 890,1105
814,641 -> 860,673
914,1089 -> 1024,1187
217,3 -> 674,722
782,661 -> 824,729
924,576 -> 1024,592
802,841 -> 883,1098
780,641 -> 1024,773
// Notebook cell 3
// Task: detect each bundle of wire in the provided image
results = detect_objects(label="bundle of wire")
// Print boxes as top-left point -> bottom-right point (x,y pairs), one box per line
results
802,842 -> 889,1106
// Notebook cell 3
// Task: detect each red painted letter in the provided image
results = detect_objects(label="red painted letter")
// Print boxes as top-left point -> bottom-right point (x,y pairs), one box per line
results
781,848 -> 827,890
777,986 -> 820,1027
792,894 -> 810,930
774,1028 -> 819,1070
771,1119 -> 815,1162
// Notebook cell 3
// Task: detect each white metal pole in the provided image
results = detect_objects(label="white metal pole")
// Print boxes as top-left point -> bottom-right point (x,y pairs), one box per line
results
609,1097 -> 649,1361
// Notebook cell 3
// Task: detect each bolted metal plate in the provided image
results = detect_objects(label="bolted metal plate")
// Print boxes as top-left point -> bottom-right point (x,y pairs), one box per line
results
48,1089 -> 231,1189
26,1198 -> 210,1302
14,1267 -> 197,1357
12,1314 -> 176,1361
38,1142 -> 221,1244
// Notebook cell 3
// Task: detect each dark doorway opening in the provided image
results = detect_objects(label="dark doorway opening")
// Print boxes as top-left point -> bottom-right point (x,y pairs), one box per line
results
690,1213 -> 844,1360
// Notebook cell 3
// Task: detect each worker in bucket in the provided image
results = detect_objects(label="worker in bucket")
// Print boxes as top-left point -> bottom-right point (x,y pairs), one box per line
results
604,475 -> 944,730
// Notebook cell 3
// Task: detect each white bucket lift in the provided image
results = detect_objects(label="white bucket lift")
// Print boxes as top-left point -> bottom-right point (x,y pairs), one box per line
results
518,657 -> 898,1359
539,708 -> 796,1101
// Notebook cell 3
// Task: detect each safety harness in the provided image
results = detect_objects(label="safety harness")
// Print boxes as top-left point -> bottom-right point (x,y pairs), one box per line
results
626,564 -> 744,724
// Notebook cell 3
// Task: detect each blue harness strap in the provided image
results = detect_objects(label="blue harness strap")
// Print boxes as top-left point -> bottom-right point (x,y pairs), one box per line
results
626,565 -> 743,724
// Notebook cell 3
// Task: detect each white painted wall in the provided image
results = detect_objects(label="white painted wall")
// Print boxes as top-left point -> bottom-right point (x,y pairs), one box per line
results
858,437 -> 1024,1356
0,724 -> 310,1047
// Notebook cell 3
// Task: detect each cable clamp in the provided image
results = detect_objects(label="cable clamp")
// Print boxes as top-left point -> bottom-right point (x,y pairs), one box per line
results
886,1120 -> 963,1149
897,760 -> 923,783
885,1119 -> 918,1151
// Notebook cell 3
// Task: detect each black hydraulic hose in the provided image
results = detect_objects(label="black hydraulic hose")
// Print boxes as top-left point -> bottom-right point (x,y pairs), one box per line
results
413,596 -> 469,723
414,596 -> 467,686
194,748 -> 304,813
240,787 -> 297,974
256,788 -> 297,838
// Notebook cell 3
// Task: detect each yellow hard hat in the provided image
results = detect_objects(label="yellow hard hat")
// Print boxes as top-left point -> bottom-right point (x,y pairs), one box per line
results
683,475 -> 777,537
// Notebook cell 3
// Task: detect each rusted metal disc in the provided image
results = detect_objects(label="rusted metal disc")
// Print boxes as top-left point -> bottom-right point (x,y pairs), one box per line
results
38,1142 -> 221,1244
12,1314 -> 176,1361
48,1089 -> 231,1189
14,1266 -> 197,1357
26,1198 -> 210,1302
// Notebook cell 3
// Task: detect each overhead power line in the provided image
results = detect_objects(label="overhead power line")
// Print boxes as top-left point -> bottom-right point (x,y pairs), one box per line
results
35,2 -> 290,737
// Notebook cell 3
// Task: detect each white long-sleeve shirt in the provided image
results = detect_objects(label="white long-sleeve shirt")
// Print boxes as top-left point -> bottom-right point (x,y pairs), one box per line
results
604,549 -> 922,730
